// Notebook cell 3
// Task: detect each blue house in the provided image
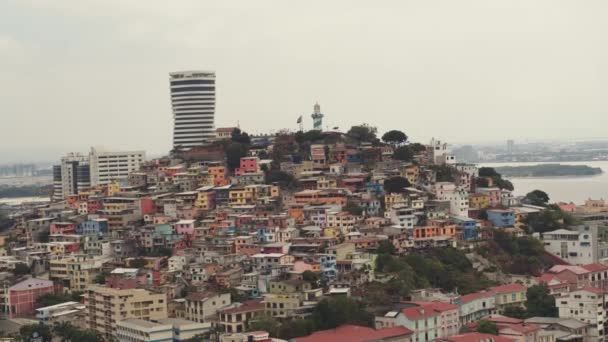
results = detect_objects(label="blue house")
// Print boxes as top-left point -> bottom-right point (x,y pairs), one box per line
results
346,153 -> 362,163
487,209 -> 515,228
318,254 -> 337,280
453,216 -> 478,240
76,218 -> 108,235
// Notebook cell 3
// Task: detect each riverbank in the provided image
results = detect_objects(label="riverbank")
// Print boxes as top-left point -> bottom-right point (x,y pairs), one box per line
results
481,161 -> 608,204
494,163 -> 602,178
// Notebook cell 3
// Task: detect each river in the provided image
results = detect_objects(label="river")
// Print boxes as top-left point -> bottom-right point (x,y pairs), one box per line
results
481,161 -> 608,205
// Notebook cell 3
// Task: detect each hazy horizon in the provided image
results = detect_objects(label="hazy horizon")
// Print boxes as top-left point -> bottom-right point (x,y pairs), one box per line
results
2,1 -> 608,164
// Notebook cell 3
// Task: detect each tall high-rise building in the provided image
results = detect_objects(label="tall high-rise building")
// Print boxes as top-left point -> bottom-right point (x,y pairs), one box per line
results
169,70 -> 216,149
507,139 -> 515,153
53,152 -> 90,200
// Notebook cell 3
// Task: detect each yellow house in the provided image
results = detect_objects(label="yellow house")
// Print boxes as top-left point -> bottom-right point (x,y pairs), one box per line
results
323,227 -> 341,238
195,190 -> 215,210
317,178 -> 338,189
107,181 -> 120,196
270,185 -> 280,198
401,164 -> 419,185
197,173 -> 214,187
491,284 -> 527,313
229,187 -> 255,206
385,193 -> 406,211
469,193 -> 490,209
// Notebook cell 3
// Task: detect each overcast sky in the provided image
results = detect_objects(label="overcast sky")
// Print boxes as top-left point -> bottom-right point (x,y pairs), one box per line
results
1,0 -> 607,163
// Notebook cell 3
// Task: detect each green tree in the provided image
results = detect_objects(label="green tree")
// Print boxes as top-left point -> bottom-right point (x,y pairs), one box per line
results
383,176 -> 411,194
476,320 -> 498,335
377,240 -> 396,255
231,128 -> 251,145
18,323 -> 52,342
130,258 -> 148,268
265,170 -> 296,188
476,177 -> 490,188
13,263 -> 30,276
302,270 -> 320,284
525,190 -> 550,206
344,200 -> 364,216
478,167 -> 500,178
311,297 -> 373,330
393,146 -> 414,162
381,130 -> 408,145
408,143 -> 427,153
247,315 -> 281,337
226,142 -> 249,170
495,178 -> 514,191
523,206 -> 577,234
278,318 -> 316,339
37,230 -> 50,243
526,284 -> 557,317
503,306 -> 527,319
0,208 -> 15,232
347,124 -> 378,143
429,165 -> 457,182
295,130 -> 326,144
94,271 -> 108,284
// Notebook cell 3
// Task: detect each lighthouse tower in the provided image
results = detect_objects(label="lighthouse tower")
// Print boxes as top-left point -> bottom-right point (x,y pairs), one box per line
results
311,102 -> 324,130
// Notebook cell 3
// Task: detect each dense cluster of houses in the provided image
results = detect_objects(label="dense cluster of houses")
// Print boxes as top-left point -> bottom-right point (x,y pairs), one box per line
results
1,129 -> 608,342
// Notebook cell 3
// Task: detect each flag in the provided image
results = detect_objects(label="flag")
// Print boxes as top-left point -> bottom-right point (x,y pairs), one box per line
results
297,115 -> 302,124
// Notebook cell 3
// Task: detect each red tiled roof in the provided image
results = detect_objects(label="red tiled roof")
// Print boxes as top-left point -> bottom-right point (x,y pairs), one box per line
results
458,291 -> 494,304
436,332 -> 514,342
549,265 -> 590,275
499,323 -> 541,334
218,300 -> 264,314
490,283 -> 526,294
484,315 -> 523,325
294,325 -> 412,342
582,263 -> 608,272
401,302 -> 458,320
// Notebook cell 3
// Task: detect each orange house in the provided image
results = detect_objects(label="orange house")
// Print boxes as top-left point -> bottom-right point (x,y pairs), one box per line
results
287,204 -> 305,224
208,165 -> 229,186
294,189 -> 347,206
412,220 -> 457,240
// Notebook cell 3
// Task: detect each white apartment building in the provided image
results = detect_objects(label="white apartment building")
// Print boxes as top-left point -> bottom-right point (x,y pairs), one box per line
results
52,148 -> 145,200
429,138 -> 456,165
389,204 -> 417,229
435,182 -> 469,217
185,292 -> 231,323
556,287 -> 606,340
116,318 -> 210,342
170,70 -> 216,149
541,225 -> 608,266
89,147 -> 145,186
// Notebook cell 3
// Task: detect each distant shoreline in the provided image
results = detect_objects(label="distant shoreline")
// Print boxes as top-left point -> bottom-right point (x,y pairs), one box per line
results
494,164 -> 603,178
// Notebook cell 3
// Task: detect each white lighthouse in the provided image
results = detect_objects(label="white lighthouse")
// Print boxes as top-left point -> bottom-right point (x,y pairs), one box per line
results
311,102 -> 324,130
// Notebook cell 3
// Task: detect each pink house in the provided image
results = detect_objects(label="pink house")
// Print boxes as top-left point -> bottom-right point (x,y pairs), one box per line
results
173,219 -> 195,236
235,157 -> 259,176
6,278 -> 55,318
87,199 -> 102,214
49,222 -> 76,235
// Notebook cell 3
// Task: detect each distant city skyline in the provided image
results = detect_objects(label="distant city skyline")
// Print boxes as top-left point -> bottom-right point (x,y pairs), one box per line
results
2,1 -> 608,163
